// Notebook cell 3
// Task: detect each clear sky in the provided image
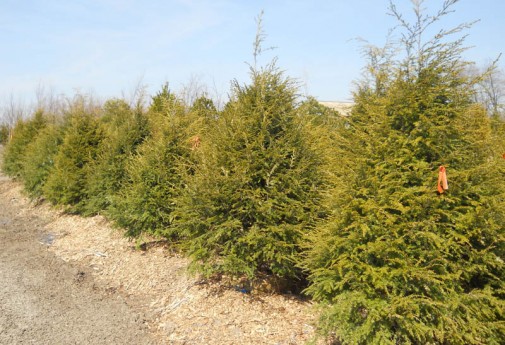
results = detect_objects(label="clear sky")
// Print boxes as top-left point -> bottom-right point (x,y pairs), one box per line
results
1,0 -> 504,111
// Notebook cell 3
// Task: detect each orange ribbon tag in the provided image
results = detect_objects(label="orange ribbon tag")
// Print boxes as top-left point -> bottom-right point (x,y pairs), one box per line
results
437,166 -> 448,194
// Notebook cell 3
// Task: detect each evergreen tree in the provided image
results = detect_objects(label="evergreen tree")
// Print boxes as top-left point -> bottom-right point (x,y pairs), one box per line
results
20,122 -> 64,198
0,124 -> 9,145
190,95 -> 217,117
302,1 -> 505,344
43,111 -> 103,212
297,96 -> 343,125
84,99 -> 150,215
108,86 -> 204,238
173,62 -> 328,282
2,110 -> 47,177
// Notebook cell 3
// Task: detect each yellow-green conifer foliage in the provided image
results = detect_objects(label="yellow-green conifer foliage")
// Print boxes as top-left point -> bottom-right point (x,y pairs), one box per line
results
84,99 -> 150,215
108,85 -> 210,238
20,122 -> 64,197
302,1 -> 505,344
2,110 -> 47,177
0,124 -> 9,145
173,63 -> 328,281
43,111 -> 104,212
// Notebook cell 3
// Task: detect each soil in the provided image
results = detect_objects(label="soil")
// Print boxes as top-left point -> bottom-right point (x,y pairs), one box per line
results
0,146 -> 319,344
0,175 -> 155,344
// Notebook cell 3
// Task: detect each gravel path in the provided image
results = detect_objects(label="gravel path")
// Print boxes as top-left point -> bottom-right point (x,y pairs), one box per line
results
0,174 -> 156,345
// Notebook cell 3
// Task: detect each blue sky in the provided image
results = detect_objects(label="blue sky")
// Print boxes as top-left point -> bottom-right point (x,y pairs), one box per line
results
1,0 -> 504,110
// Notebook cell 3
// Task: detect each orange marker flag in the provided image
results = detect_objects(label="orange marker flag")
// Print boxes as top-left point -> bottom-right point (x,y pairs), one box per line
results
437,166 -> 448,194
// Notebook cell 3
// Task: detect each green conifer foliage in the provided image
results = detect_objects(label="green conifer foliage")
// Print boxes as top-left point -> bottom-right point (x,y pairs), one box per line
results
108,86 -> 203,238
173,63 -> 328,281
20,122 -> 64,197
2,110 -> 47,176
0,124 -> 9,145
42,111 -> 104,212
190,95 -> 217,120
84,99 -> 150,215
302,1 -> 505,344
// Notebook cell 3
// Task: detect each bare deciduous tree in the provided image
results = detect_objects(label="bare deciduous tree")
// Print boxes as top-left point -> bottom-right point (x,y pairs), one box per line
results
179,74 -> 208,108
475,63 -> 504,118
1,94 -> 27,141
36,84 -> 54,113
4,94 -> 26,124
465,59 -> 504,118
121,75 -> 147,111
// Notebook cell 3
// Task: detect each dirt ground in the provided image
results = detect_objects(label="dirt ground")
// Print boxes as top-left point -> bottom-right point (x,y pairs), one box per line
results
0,150 -> 319,344
0,174 -> 155,344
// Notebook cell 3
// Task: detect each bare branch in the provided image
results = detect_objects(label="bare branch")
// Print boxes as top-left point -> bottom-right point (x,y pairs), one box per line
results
252,10 -> 277,70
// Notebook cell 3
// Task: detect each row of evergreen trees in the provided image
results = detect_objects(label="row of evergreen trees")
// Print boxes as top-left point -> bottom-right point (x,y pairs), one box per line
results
2,1 -> 504,343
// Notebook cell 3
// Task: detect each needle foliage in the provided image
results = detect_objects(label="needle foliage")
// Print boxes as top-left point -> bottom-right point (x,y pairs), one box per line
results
302,1 -> 505,344
172,62 -> 329,281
